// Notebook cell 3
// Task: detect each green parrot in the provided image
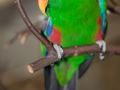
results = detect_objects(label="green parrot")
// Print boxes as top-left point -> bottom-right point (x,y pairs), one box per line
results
38,0 -> 107,88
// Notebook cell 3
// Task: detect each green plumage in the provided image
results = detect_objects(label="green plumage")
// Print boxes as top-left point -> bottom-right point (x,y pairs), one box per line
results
41,0 -> 107,86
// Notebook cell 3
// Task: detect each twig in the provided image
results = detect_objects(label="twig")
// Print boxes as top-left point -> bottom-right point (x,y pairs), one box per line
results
27,44 -> 120,73
4,22 -> 41,48
15,0 -> 54,51
5,29 -> 31,48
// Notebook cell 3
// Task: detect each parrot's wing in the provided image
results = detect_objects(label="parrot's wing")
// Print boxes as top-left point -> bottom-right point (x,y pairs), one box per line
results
40,17 -> 52,57
79,0 -> 107,78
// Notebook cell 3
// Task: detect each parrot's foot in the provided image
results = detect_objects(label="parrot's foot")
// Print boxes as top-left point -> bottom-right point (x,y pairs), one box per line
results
53,44 -> 64,60
96,40 -> 106,60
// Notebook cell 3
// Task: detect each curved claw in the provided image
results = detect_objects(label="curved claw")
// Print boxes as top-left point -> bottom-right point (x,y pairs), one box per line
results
96,40 -> 106,60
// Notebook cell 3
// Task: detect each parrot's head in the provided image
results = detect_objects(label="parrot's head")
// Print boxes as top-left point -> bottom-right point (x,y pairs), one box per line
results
38,0 -> 48,15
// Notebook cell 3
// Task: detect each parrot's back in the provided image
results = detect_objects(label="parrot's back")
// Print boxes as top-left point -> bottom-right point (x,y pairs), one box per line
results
40,0 -> 107,86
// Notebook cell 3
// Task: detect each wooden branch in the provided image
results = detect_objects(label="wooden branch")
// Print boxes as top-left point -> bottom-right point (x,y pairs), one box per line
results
27,44 -> 120,73
27,50 -> 58,73
15,0 -> 54,51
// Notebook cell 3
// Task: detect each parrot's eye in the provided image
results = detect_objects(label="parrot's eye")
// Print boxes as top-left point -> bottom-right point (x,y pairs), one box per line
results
45,4 -> 50,12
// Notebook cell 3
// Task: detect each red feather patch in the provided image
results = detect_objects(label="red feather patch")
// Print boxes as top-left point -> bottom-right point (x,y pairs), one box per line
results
95,29 -> 103,40
95,17 -> 103,40
98,16 -> 102,26
49,27 -> 62,44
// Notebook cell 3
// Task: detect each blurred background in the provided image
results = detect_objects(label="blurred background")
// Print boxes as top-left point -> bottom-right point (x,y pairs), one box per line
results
0,0 -> 120,90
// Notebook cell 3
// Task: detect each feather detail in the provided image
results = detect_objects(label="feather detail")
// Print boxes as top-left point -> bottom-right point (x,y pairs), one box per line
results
49,27 -> 62,44
96,16 -> 103,40
95,29 -> 103,40
98,0 -> 107,32
44,18 -> 53,36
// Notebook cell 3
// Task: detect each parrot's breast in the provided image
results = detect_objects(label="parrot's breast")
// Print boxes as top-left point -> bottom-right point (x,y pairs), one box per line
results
46,0 -> 101,47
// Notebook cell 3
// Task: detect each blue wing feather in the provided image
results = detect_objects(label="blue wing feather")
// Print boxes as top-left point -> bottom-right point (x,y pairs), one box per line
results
44,18 -> 53,36
98,0 -> 107,32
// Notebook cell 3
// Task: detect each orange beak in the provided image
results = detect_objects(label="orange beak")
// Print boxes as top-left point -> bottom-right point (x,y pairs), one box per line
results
38,0 -> 48,15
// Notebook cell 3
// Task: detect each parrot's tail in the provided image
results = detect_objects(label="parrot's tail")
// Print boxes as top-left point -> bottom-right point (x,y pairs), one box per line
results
44,66 -> 78,90
78,54 -> 94,78
44,54 -> 94,90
